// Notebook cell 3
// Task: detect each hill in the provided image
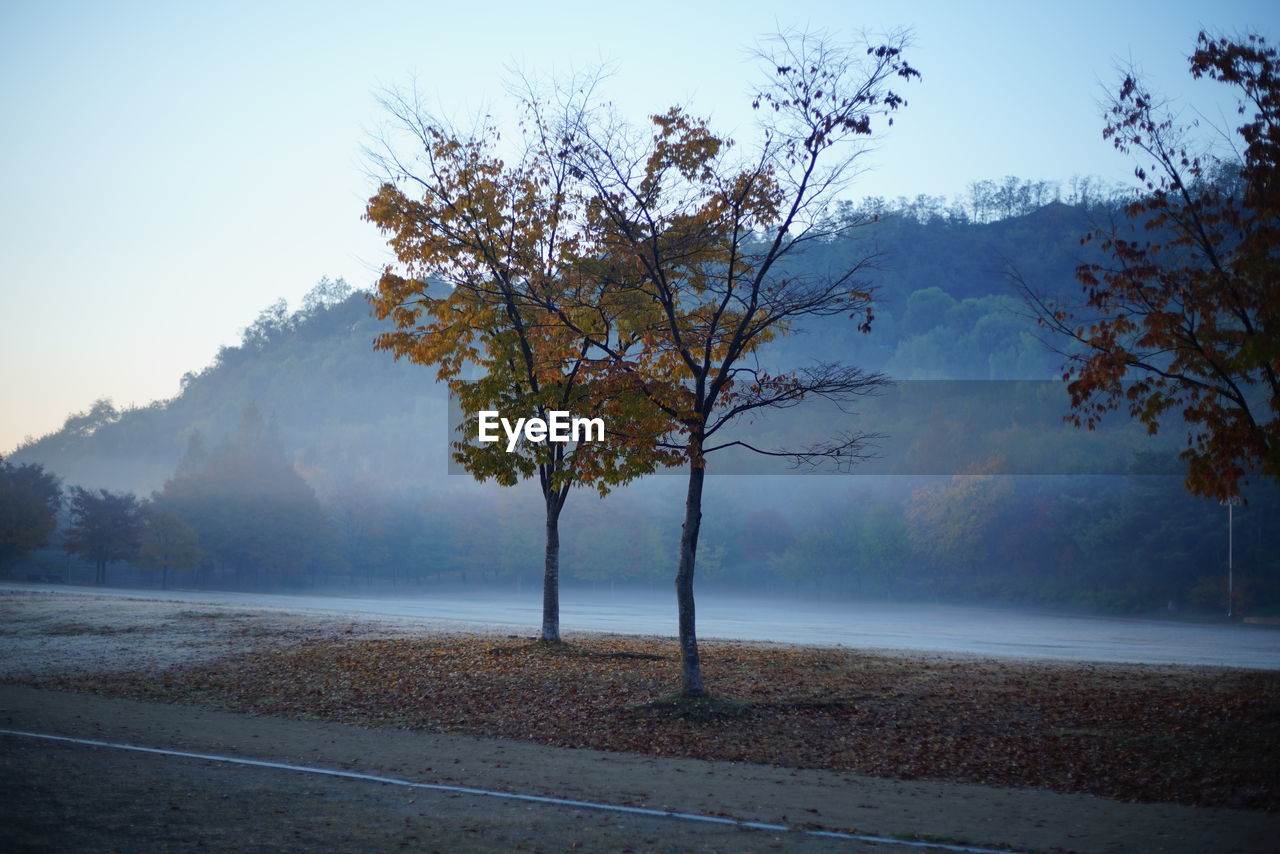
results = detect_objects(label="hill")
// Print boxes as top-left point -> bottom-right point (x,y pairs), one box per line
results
9,193 -> 1276,613
10,187 -> 1113,495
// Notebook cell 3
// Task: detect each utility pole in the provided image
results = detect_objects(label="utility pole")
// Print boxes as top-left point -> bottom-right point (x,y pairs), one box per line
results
1219,497 -> 1244,618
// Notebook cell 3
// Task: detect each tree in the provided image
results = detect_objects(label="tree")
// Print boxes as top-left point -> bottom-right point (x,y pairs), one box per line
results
365,80 -> 668,643
134,505 -> 202,588
60,398 -> 120,439
1024,32 -> 1279,499
543,29 -> 915,695
0,456 -> 61,567
905,463 -> 1014,583
64,487 -> 143,584
300,275 -> 354,315
731,508 -> 795,573
156,404 -> 336,588
844,503 -> 911,595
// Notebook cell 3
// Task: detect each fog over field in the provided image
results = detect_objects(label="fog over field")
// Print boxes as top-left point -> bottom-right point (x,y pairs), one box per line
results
9,209 -> 1277,623
8,584 -> 1277,670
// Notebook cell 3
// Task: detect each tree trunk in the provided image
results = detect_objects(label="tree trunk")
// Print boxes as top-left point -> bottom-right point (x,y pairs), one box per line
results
676,461 -> 707,697
541,491 -> 565,643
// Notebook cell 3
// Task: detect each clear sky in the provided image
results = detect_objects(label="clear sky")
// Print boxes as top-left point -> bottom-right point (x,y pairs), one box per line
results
1,0 -> 1273,455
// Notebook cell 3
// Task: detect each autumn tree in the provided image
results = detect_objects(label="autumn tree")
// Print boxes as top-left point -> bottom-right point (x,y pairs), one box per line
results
64,487 -> 143,585
134,505 -> 202,588
1025,32 -> 1279,498
0,456 -> 61,568
542,30 -> 916,695
905,463 -> 1014,580
365,82 -> 668,643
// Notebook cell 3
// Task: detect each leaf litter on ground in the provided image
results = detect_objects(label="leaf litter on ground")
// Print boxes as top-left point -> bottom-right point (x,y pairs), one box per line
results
19,632 -> 1280,812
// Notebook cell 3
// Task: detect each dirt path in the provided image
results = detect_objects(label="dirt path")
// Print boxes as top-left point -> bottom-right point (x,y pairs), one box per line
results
1,724 -> 856,854
4,685 -> 1276,853
2,588 -> 1277,852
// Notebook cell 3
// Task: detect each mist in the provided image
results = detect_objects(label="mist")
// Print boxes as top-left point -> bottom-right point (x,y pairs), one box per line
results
6,193 -> 1278,626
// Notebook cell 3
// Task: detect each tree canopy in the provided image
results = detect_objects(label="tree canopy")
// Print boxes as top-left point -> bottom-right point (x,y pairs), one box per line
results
134,504 -> 203,589
365,79 -> 671,641
64,486 -> 143,585
1026,31 -> 1279,499
154,405 -> 336,586
503,29 -> 919,695
0,456 -> 61,567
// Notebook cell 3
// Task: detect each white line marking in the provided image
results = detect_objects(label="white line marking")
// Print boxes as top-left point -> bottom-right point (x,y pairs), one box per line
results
1,728 -> 1022,853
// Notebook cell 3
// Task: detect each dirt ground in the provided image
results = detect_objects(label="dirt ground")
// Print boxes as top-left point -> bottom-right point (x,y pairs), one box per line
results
0,723 -> 855,854
2,587 -> 1277,853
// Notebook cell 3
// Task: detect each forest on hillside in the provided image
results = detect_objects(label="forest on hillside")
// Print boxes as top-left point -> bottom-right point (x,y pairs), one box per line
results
5,182 -> 1277,615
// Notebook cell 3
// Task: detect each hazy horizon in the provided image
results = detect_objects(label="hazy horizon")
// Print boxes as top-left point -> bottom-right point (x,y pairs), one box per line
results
2,0 -> 1272,454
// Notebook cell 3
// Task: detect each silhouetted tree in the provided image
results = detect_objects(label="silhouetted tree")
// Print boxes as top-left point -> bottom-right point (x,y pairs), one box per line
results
0,456 -> 62,568
64,487 -> 143,584
60,399 -> 120,439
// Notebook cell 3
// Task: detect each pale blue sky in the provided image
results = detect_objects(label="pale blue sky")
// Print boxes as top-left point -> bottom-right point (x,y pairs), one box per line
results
1,0 -> 1273,454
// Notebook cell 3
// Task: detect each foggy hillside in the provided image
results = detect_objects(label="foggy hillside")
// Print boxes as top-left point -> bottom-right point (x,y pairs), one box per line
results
9,190 -> 1105,495
9,189 -> 1278,615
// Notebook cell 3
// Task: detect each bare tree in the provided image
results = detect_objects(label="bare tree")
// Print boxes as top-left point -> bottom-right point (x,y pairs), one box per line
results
539,29 -> 917,696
